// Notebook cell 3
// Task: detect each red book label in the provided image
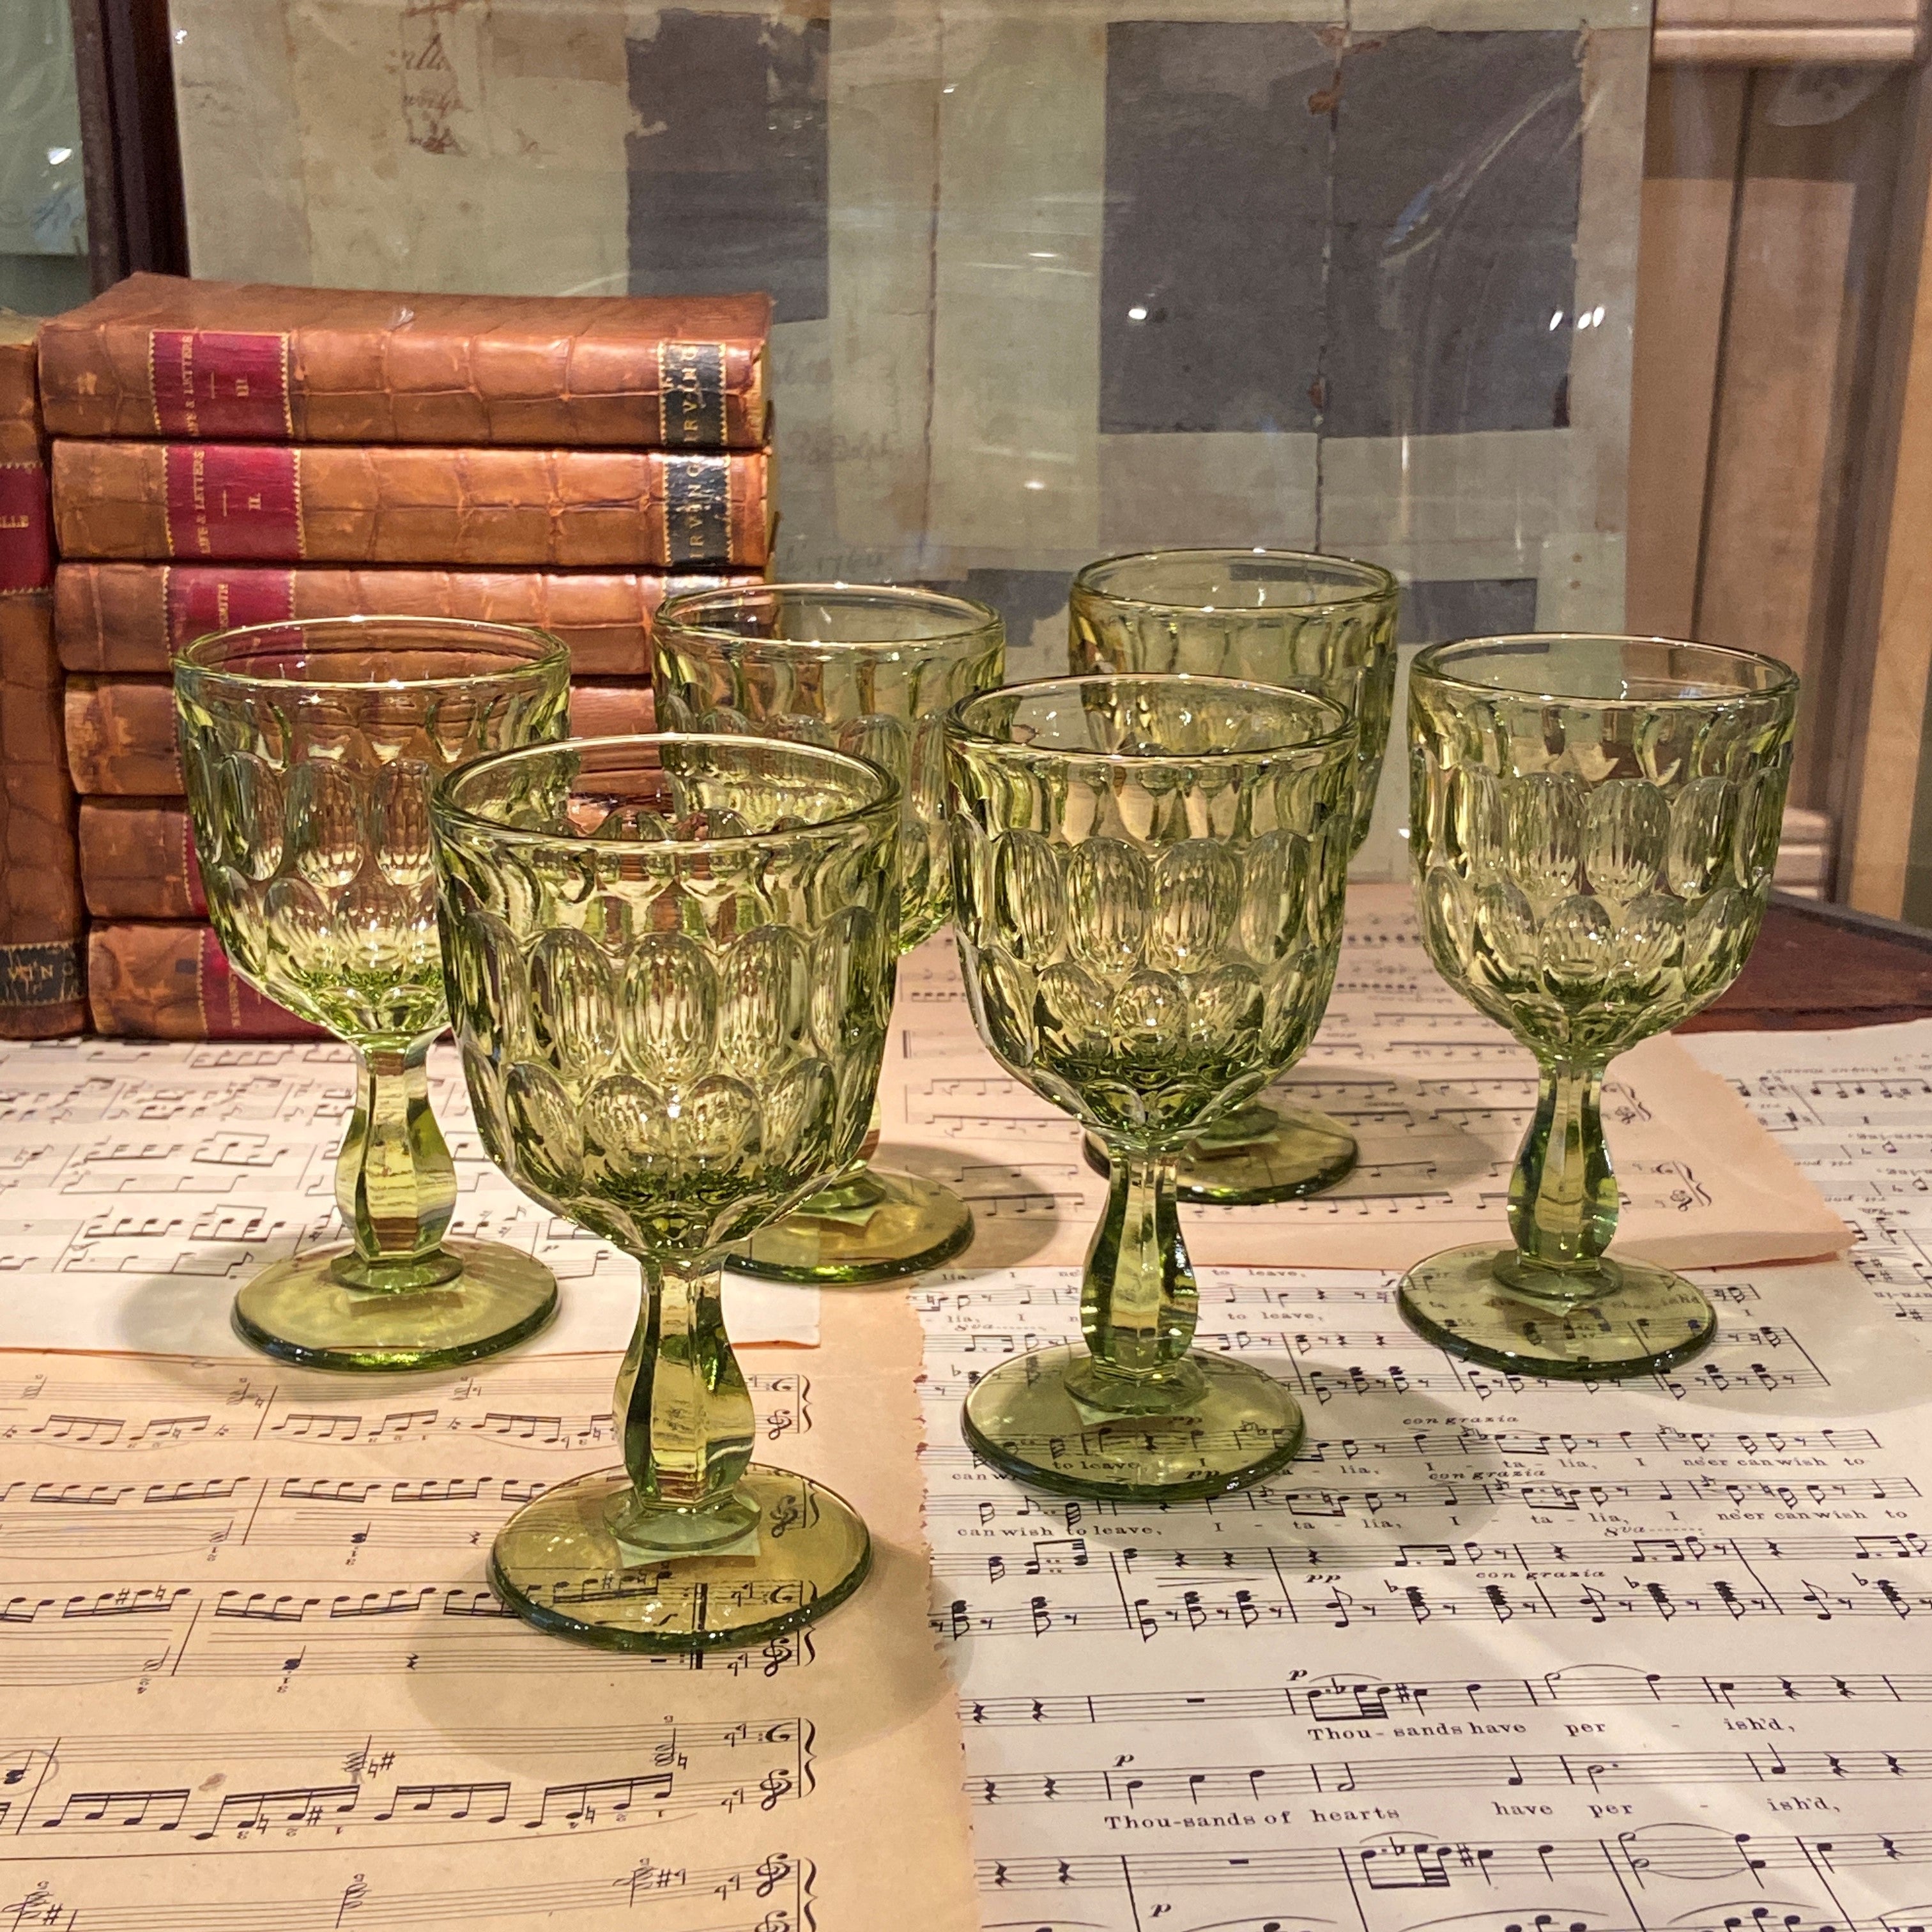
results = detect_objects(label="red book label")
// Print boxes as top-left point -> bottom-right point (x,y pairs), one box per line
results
165,567 -> 298,649
197,928 -> 325,1041
151,330 -> 291,440
163,447 -> 303,562
0,463 -> 52,594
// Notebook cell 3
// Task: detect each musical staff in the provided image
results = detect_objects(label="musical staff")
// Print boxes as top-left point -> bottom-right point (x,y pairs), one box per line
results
970,1744 -> 1932,1807
0,1574 -> 816,1687
938,1570 -> 1932,1637
0,1367 -> 811,1454
0,1849 -> 808,1930
960,1665 -> 1932,1728
975,1827 -> 1932,1894
0,1715 -> 809,1851
926,1471 -> 1913,1524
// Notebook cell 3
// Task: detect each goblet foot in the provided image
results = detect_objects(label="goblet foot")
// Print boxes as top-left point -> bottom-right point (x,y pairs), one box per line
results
1082,1100 -> 1357,1206
1397,1242 -> 1718,1377
961,1343 -> 1305,1501
231,1238 -> 558,1372
733,1164 -> 974,1284
488,1464 -> 871,1652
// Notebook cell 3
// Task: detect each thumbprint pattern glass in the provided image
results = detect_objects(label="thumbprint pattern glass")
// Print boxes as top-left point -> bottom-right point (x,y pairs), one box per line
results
433,733 -> 899,1650
174,616 -> 570,1371
1404,634 -> 1799,1377
947,674 -> 1354,1498
654,583 -> 1004,1284
1069,548 -> 1397,1206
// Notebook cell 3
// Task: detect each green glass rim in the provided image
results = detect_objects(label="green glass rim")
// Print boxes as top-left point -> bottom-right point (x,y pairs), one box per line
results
656,581 -> 1003,656
1413,632 -> 1800,707
431,730 -> 902,857
946,672 -> 1355,769
173,613 -> 571,692
1070,547 -> 1398,618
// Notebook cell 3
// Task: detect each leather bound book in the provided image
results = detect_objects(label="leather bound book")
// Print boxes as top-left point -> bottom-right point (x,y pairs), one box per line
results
52,441 -> 772,569
65,676 -> 178,797
88,920 -> 326,1040
565,682 -> 658,740
38,273 -> 770,448
79,799 -> 204,919
66,675 -> 657,796
56,562 -> 760,677
0,312 -> 85,1038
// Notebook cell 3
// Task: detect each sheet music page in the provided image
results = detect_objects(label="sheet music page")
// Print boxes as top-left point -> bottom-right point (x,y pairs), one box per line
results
919,1257 -> 1932,1932
881,884 -> 1847,1274
0,1039 -> 815,1352
0,1291 -> 973,1930
1685,1018 -> 1932,1332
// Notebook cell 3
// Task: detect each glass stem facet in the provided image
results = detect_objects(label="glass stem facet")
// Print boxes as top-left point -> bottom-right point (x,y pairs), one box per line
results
1501,1056 -> 1620,1296
329,1039 -> 460,1290
610,1258 -> 759,1556
1072,1144 -> 1204,1410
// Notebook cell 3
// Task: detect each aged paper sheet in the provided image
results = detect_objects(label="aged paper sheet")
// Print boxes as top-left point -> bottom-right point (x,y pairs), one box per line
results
1686,1016 -> 1932,1332
921,1256 -> 1932,1932
0,1291 -> 973,1929
879,884 -> 1848,1275
0,1039 -> 816,1352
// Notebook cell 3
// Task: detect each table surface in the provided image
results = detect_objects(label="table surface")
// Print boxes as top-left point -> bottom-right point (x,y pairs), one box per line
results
1680,893 -> 1932,1032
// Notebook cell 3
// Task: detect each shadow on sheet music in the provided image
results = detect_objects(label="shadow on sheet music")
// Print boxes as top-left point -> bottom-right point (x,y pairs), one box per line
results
1269,1072 -> 1498,1199
889,1144 -> 1075,1269
391,1531 -> 953,1761
111,1245 -> 284,1358
1634,1260 -> 1929,1424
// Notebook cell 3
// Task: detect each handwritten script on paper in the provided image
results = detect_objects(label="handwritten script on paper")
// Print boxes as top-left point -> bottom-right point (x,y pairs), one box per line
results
1687,1017 -> 1932,1331
0,1039 -> 814,1353
0,1295 -> 974,1931
880,884 -> 1847,1274
920,1257 -> 1932,1932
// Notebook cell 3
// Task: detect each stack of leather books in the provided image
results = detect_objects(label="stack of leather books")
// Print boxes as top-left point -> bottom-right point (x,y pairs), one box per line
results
0,310 -> 84,1039
38,275 -> 773,1038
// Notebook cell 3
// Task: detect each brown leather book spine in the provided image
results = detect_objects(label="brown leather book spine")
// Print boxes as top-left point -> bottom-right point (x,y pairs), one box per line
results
56,562 -> 760,675
567,682 -> 657,739
0,319 -> 84,1038
88,920 -> 325,1040
65,676 -> 180,795
68,677 -> 655,797
36,274 -> 770,448
52,443 -> 772,568
79,799 -> 204,919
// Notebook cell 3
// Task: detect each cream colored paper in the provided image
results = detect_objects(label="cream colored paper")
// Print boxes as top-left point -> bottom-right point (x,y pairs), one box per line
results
0,1291 -> 972,1931
921,1257 -> 1932,1931
0,1039 -> 816,1352
880,882 -> 1849,1273
1686,1015 -> 1932,1331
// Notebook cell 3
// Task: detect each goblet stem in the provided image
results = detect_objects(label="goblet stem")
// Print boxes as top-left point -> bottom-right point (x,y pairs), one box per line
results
1502,1056 -> 1620,1294
610,1258 -> 758,1555
330,1039 -> 459,1290
1073,1144 -> 1204,1409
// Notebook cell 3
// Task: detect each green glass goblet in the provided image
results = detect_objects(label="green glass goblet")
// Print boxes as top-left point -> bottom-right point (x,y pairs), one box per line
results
1069,548 -> 1397,1205
432,732 -> 900,1650
1402,633 -> 1800,1377
946,673 -> 1355,1499
174,616 -> 570,1371
654,582 -> 1004,1284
